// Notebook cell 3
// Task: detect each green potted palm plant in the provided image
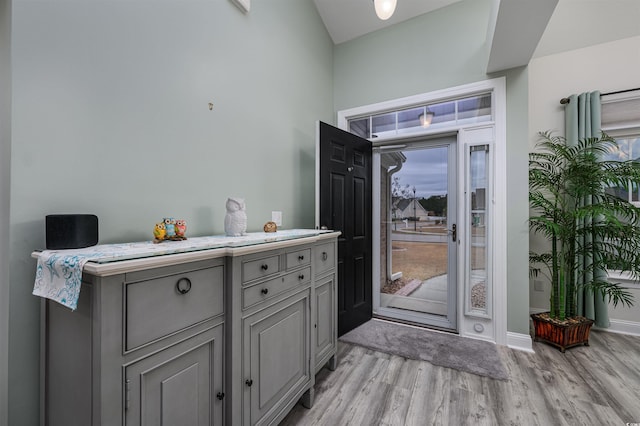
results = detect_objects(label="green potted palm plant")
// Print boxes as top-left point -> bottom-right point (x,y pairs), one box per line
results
529,131 -> 640,351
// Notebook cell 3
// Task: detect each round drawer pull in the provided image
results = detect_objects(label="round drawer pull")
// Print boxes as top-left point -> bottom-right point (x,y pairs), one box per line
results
261,264 -> 269,271
261,288 -> 269,295
176,277 -> 192,295
298,255 -> 305,261
322,252 -> 328,261
216,392 -> 225,401
298,274 -> 305,280
245,379 -> 253,387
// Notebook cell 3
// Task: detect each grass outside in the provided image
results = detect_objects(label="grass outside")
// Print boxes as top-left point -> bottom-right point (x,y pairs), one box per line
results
391,241 -> 447,281
383,236 -> 487,296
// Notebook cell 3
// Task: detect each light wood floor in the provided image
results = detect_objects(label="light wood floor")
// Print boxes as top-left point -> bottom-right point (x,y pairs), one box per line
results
280,330 -> 640,426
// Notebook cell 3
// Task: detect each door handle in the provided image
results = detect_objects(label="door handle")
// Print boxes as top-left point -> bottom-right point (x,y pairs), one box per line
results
449,224 -> 456,242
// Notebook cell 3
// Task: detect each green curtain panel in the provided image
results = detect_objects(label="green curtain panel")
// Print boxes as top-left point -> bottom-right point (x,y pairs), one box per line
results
564,91 -> 609,328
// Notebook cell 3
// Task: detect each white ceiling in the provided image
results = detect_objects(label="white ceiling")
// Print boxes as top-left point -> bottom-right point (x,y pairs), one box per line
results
313,0 -> 463,45
314,0 -> 640,73
532,0 -> 640,58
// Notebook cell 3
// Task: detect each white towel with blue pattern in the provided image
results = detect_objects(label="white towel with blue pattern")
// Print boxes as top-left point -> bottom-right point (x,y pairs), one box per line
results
33,251 -> 93,310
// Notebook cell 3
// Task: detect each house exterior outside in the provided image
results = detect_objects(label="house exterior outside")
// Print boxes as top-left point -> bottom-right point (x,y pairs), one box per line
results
393,198 -> 431,222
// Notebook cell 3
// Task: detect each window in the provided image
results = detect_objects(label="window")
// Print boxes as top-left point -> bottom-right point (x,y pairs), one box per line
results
602,92 -> 640,205
601,90 -> 640,285
466,144 -> 490,316
348,93 -> 492,140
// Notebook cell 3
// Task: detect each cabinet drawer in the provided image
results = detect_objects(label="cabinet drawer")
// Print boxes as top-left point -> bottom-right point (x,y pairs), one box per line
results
243,267 -> 310,309
286,248 -> 311,270
125,265 -> 224,351
242,254 -> 280,284
315,242 -> 335,276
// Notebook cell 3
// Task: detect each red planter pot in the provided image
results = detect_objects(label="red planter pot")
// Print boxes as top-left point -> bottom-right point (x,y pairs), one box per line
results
531,312 -> 595,352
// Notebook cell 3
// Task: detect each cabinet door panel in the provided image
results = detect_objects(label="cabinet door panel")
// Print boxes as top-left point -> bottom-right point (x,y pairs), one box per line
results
126,324 -> 223,426
315,277 -> 335,371
244,292 -> 310,425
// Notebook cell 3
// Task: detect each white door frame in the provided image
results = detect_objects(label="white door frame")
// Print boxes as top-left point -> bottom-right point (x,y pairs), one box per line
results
337,77 -> 507,345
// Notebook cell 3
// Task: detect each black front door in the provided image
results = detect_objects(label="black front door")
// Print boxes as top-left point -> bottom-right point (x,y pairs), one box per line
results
317,121 -> 372,336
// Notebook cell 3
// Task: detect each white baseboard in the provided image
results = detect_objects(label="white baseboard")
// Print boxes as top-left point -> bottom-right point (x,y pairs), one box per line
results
506,332 -> 534,353
599,318 -> 640,336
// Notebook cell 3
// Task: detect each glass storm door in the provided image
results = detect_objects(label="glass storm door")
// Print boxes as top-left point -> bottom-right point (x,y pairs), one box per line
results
378,140 -> 457,330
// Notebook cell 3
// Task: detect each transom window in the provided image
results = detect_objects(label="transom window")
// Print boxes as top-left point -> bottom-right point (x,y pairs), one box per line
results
348,93 -> 492,139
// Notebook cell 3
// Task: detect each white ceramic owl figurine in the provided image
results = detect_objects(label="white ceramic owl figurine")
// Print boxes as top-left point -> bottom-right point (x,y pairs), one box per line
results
224,197 -> 247,236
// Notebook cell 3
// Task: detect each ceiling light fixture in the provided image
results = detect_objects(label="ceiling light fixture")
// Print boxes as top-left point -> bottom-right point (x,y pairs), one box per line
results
419,109 -> 435,128
373,0 -> 397,20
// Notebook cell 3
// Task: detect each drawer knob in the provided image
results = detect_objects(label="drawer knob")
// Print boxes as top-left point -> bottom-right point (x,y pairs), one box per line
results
245,379 -> 253,387
216,392 -> 225,401
261,288 -> 269,295
322,252 -> 328,261
298,255 -> 305,261
261,264 -> 269,271
175,277 -> 192,295
298,274 -> 305,280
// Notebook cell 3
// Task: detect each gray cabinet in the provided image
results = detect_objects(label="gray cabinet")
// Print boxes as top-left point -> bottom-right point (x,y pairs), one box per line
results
42,258 -> 226,426
40,231 -> 339,426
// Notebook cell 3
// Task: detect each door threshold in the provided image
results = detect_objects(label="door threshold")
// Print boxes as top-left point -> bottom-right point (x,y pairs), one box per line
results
372,314 -> 457,335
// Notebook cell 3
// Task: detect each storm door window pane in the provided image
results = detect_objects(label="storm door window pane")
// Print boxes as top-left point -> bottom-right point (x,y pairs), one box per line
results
468,145 -> 489,315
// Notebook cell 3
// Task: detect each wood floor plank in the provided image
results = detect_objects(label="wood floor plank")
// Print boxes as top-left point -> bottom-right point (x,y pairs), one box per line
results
377,385 -> 411,426
281,331 -> 640,426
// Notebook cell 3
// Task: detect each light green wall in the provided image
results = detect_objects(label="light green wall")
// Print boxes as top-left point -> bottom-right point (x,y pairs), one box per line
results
1,0 -> 10,424
502,66 -> 530,334
9,0 -> 333,423
334,0 -> 531,335
334,0 -> 492,111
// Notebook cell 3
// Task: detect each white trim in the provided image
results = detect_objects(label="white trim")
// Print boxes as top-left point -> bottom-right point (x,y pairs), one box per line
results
601,90 -> 640,104
600,318 -> 640,337
372,153 -> 382,313
507,332 -> 534,353
608,270 -> 640,288
339,78 -> 507,344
